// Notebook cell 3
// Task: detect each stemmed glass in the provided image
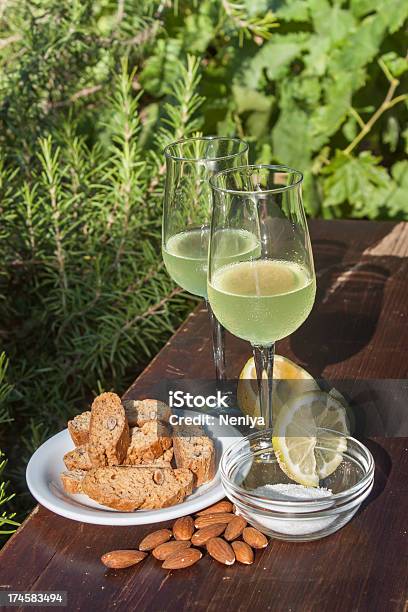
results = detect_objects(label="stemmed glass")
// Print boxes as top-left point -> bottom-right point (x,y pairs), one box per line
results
162,136 -> 249,381
208,165 -> 316,427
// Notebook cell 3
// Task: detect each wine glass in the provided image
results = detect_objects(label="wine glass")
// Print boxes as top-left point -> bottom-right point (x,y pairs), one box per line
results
208,165 -> 316,427
162,136 -> 249,381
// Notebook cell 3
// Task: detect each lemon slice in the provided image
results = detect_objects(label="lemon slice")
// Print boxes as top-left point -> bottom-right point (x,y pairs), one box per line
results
328,387 -> 356,434
272,391 -> 349,487
237,355 -> 318,424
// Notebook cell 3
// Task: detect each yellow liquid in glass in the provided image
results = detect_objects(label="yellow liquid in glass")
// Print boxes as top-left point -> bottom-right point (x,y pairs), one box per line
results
163,228 -> 259,298
208,259 -> 315,344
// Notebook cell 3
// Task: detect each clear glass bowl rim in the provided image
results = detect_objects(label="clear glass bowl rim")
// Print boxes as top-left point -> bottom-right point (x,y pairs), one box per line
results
221,427 -> 375,509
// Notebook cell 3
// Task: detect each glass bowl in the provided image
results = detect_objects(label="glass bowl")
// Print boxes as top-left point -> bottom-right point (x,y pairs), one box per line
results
220,428 -> 374,542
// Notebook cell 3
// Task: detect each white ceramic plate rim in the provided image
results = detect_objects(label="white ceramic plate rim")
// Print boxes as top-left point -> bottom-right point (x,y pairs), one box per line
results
26,412 -> 241,525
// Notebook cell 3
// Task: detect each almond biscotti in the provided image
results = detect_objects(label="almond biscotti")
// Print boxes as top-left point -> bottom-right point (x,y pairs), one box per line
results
125,421 -> 172,465
67,411 -> 91,446
81,466 -> 194,511
60,469 -> 87,494
172,424 -> 215,487
63,443 -> 173,471
65,399 -> 171,446
88,392 -> 130,467
63,445 -> 92,471
122,399 -> 171,427
139,448 -> 173,467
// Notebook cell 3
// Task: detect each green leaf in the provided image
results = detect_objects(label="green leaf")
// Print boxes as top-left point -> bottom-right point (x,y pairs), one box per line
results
309,0 -> 356,44
276,1 -> 309,22
303,36 -> 331,76
350,0 -> 381,18
238,34 -> 306,87
385,161 -> 408,217
322,151 -> 391,217
342,116 -> 358,142
139,38 -> 182,97
377,0 -> 408,33
232,85 -> 273,114
352,0 -> 408,32
182,10 -> 214,54
380,52 -> 408,78
391,160 -> 408,184
272,104 -> 312,169
309,74 -> 353,148
264,40 -> 304,81
246,109 -> 271,139
294,77 -> 322,106
329,13 -> 388,89
383,116 -> 399,153
232,85 -> 275,140
403,127 -> 408,154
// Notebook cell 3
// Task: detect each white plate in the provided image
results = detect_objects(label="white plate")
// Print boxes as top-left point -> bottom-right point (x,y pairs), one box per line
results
26,412 -> 241,525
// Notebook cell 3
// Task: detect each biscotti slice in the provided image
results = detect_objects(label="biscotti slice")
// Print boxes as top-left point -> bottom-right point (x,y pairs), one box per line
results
88,392 -> 130,467
60,469 -> 87,494
81,466 -> 194,511
172,424 -> 215,486
122,399 -> 171,427
138,448 -> 173,467
63,445 -> 92,471
68,411 -> 91,446
125,421 -> 172,465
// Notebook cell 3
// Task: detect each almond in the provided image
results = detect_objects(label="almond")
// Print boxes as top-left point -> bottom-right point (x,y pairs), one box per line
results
242,527 -> 268,549
162,547 -> 202,569
224,515 -> 247,541
194,513 -> 235,529
106,417 -> 117,430
139,528 -> 172,551
173,516 -> 194,541
153,470 -> 164,485
152,540 -> 191,561
191,523 -> 226,546
231,541 -> 254,565
196,500 -> 233,515
207,537 -> 235,565
101,549 -> 147,569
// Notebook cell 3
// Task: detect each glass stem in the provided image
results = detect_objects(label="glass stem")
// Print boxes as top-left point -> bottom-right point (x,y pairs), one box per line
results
252,343 -> 275,430
206,300 -> 226,382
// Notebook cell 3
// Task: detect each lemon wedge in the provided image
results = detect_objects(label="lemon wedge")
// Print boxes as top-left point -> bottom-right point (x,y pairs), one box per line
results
272,391 -> 349,487
237,355 -> 319,425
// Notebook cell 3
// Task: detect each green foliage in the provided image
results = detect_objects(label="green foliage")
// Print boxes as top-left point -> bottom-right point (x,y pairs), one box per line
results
218,1 -> 278,45
0,354 -> 13,424
134,0 -> 408,218
0,354 -> 19,537
0,451 -> 19,536
0,1 -> 202,518
0,0 -> 407,532
321,151 -> 390,217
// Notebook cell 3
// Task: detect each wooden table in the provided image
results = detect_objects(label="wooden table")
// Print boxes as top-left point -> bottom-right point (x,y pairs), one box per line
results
1,220 -> 407,612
